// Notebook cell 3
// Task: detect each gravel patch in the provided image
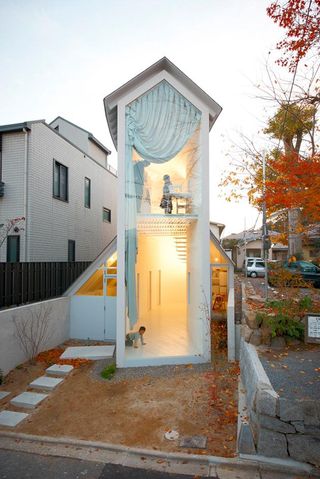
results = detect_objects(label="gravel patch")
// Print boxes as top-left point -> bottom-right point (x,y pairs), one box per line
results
91,359 -> 214,383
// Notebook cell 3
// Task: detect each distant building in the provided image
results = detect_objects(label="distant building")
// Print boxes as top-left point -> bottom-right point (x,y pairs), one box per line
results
223,228 -> 288,269
0,117 -> 117,262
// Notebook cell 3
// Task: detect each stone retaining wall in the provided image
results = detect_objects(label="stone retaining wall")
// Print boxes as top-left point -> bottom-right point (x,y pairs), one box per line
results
239,339 -> 320,467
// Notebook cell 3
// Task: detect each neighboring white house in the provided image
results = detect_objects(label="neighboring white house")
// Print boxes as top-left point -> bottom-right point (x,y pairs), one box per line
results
0,118 -> 117,262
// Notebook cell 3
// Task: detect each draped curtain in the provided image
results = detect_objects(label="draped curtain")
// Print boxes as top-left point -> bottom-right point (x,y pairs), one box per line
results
125,80 -> 201,328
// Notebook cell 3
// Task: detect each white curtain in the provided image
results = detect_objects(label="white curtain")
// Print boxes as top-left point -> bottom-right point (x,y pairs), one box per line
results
125,80 -> 201,327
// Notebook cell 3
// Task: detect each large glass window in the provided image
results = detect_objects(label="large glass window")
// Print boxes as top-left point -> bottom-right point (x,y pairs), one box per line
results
7,235 -> 20,262
125,80 -> 202,335
53,160 -> 68,201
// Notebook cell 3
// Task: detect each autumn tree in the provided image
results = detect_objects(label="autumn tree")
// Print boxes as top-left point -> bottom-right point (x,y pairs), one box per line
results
220,101 -> 319,257
267,0 -> 320,72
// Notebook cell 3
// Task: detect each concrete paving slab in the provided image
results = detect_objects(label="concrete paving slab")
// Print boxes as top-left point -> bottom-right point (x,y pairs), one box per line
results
0,391 -> 10,400
60,346 -> 115,360
10,391 -> 48,409
29,376 -> 64,391
0,411 -> 29,427
46,364 -> 74,376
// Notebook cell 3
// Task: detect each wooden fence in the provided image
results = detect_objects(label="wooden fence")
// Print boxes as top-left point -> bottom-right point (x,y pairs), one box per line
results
0,262 -> 91,309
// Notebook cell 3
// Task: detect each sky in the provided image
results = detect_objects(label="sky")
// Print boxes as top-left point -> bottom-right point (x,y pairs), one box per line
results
0,0 -> 284,236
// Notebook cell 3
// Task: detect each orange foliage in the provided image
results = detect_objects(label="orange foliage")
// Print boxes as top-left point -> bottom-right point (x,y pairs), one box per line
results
36,348 -> 90,368
257,151 -> 320,222
267,0 -> 320,71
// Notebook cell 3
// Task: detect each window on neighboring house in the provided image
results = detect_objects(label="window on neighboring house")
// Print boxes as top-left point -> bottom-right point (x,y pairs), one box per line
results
103,207 -> 111,223
84,177 -> 91,208
7,236 -> 20,262
68,240 -> 75,262
53,160 -> 68,201
54,125 -> 59,132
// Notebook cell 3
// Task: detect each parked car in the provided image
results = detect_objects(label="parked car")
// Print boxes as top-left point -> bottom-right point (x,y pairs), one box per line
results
244,258 -> 266,278
269,260 -> 320,288
284,261 -> 320,288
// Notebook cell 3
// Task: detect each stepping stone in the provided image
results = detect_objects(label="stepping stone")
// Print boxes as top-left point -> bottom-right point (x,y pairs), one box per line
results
46,364 -> 74,376
10,391 -> 48,409
0,410 -> 29,427
0,391 -> 10,400
29,376 -> 64,391
179,435 -> 207,449
60,345 -> 115,360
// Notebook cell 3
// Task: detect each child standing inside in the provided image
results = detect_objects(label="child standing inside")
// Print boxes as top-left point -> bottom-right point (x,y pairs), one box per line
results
125,326 -> 146,348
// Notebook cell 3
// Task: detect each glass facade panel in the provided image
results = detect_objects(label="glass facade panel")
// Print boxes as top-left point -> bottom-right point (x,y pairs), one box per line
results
124,80 -> 202,358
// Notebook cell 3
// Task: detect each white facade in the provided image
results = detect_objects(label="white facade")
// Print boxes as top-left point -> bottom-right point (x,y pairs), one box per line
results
0,120 -> 117,262
104,58 -> 222,367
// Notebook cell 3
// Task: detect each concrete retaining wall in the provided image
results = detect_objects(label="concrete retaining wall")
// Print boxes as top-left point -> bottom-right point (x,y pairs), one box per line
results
239,339 -> 320,467
0,297 -> 70,375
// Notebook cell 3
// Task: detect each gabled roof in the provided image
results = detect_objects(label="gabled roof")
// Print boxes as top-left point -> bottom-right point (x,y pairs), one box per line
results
0,120 -> 44,133
50,116 -> 111,155
210,231 -> 235,266
104,57 -> 222,150
64,236 -> 117,296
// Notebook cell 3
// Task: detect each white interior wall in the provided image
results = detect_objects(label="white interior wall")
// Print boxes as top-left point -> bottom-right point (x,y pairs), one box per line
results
135,234 -> 186,326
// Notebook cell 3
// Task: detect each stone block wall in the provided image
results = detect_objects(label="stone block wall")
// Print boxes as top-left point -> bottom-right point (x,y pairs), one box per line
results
239,339 -> 320,467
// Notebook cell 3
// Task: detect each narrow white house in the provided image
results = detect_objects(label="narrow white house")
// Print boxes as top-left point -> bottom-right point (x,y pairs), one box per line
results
66,58 -> 235,367
0,118 -> 117,262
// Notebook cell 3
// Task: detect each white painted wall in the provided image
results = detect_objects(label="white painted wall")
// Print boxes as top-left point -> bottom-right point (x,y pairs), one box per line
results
50,117 -> 109,169
0,121 -> 117,262
50,118 -> 89,154
0,297 -> 69,375
70,296 -> 116,341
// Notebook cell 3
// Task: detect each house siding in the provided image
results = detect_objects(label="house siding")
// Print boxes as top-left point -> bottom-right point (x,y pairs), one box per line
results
0,132 -> 26,262
0,121 -> 117,262
27,122 -> 117,261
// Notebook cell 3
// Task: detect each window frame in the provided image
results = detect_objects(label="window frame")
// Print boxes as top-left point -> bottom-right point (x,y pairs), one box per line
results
53,159 -> 68,202
102,207 -> 111,223
7,235 -> 20,262
84,177 -> 91,209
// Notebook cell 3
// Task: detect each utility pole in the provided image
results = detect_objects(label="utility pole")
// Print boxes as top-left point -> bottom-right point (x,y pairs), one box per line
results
262,154 -> 269,299
244,217 -> 247,277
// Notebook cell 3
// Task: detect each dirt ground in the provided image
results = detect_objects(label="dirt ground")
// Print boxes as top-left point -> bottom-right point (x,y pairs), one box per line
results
0,353 -> 239,457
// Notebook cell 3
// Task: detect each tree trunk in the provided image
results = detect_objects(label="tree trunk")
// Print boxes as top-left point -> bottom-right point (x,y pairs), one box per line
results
287,208 -> 302,258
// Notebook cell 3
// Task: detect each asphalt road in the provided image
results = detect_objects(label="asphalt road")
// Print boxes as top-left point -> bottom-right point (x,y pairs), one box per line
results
0,449 -> 206,479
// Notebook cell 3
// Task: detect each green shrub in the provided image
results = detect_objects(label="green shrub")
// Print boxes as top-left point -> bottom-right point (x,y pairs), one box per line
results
264,297 -> 311,339
101,363 -> 116,380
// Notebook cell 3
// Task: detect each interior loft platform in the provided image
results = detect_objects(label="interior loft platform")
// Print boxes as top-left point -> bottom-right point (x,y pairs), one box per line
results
137,214 -> 198,236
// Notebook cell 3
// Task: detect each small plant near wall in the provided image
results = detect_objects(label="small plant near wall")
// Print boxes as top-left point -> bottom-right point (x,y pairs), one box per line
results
256,296 -> 313,340
101,363 -> 116,380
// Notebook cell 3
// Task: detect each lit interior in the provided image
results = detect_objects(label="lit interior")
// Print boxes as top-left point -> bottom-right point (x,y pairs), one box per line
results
76,253 -> 117,296
133,128 -> 200,216
123,121 -> 205,363
210,241 -> 228,312
125,232 -> 196,361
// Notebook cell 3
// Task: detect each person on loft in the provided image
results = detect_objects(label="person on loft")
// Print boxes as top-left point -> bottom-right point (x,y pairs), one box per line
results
159,174 -> 173,214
